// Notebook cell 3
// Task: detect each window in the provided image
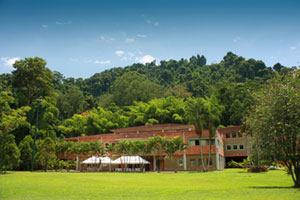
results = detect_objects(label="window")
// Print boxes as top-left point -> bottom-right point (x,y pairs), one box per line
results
198,159 -> 202,166
188,139 -> 200,146
239,144 -> 244,150
233,145 -> 238,150
189,139 -> 214,146
238,133 -> 242,138
188,140 -> 195,146
190,159 -> 196,167
200,140 -> 207,145
226,145 -> 232,151
226,133 -> 230,138
207,158 -> 212,165
232,133 -> 237,138
178,159 -> 183,166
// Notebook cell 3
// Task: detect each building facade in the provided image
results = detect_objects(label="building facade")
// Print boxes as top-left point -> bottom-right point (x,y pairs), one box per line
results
66,124 -> 248,171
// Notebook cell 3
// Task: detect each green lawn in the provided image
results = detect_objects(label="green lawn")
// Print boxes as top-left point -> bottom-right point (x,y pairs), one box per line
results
0,169 -> 299,200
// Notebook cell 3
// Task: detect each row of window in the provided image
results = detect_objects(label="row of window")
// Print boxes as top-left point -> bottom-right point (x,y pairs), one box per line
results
226,144 -> 244,151
225,132 -> 243,139
188,139 -> 215,146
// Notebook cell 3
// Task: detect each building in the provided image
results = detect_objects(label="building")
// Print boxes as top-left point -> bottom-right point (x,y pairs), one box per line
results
65,124 -> 249,171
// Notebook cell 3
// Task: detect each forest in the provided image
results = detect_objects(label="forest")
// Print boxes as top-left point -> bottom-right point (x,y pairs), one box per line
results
0,51 -> 297,171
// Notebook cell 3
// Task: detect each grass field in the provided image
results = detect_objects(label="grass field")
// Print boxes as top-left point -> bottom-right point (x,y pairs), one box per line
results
1,169 -> 299,200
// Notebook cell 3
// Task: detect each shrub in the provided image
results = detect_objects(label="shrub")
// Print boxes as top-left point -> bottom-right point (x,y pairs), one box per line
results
247,166 -> 268,173
228,160 -> 243,168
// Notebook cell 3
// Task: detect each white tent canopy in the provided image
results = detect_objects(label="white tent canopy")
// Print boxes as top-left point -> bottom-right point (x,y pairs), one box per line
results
111,156 -> 150,165
99,157 -> 112,164
81,156 -> 100,164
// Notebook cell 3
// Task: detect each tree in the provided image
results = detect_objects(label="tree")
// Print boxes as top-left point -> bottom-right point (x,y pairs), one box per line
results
245,71 -> 300,187
112,71 -> 165,106
163,136 -> 185,162
0,88 -> 30,136
148,136 -> 167,172
11,57 -> 55,106
106,143 -> 116,172
35,137 -> 56,171
18,135 -> 33,170
0,134 -> 20,173
56,86 -> 88,119
185,97 -> 207,171
203,95 -> 224,169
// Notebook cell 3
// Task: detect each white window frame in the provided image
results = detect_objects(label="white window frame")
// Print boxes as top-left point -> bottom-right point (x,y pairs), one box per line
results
226,145 -> 232,151
178,159 -> 183,166
233,144 -> 238,150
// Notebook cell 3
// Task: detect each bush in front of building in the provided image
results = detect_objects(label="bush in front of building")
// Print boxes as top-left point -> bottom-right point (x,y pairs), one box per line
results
228,160 -> 243,168
247,166 -> 268,173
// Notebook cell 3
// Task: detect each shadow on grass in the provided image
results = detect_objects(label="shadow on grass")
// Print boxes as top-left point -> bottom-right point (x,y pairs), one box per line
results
0,172 -> 14,175
249,186 -> 295,189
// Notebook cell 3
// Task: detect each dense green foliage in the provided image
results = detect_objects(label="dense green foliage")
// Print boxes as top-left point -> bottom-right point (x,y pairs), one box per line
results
0,52 -> 297,171
245,71 -> 300,187
1,169 -> 299,200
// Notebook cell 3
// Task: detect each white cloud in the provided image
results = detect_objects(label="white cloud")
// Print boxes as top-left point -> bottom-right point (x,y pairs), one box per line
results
290,46 -> 297,51
115,50 -> 125,56
146,19 -> 159,27
94,60 -> 111,64
270,56 -> 274,60
1,57 -> 20,69
233,36 -> 241,43
56,20 -> 72,25
42,24 -> 48,28
136,34 -> 147,38
139,55 -> 155,64
99,36 -> 115,42
125,38 -> 135,43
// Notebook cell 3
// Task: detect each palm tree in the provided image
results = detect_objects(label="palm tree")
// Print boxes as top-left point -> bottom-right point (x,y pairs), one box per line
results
203,95 -> 224,170
136,140 -> 149,172
163,136 -> 185,172
89,141 -> 104,169
106,143 -> 115,172
116,140 -> 130,171
185,97 -> 207,171
148,136 -> 167,172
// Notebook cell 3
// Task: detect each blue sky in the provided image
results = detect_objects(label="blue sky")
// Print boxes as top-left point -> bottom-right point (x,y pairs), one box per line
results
0,0 -> 300,78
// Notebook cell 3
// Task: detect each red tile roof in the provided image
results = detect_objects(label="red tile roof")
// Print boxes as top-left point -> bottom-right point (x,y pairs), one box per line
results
111,124 -> 194,133
218,126 -> 241,134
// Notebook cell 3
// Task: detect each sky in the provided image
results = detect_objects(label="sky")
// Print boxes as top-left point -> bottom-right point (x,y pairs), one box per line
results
0,0 -> 300,78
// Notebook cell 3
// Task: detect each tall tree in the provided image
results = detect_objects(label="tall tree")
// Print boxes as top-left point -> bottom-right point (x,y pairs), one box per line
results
245,71 -> 300,187
112,71 -> 165,106
185,97 -> 207,171
203,95 -> 224,169
0,134 -> 20,173
35,137 -> 56,171
18,135 -> 33,170
12,57 -> 54,106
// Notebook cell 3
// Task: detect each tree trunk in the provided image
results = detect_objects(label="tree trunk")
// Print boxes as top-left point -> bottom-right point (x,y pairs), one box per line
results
207,138 -> 211,171
293,166 -> 300,188
199,141 -> 206,172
